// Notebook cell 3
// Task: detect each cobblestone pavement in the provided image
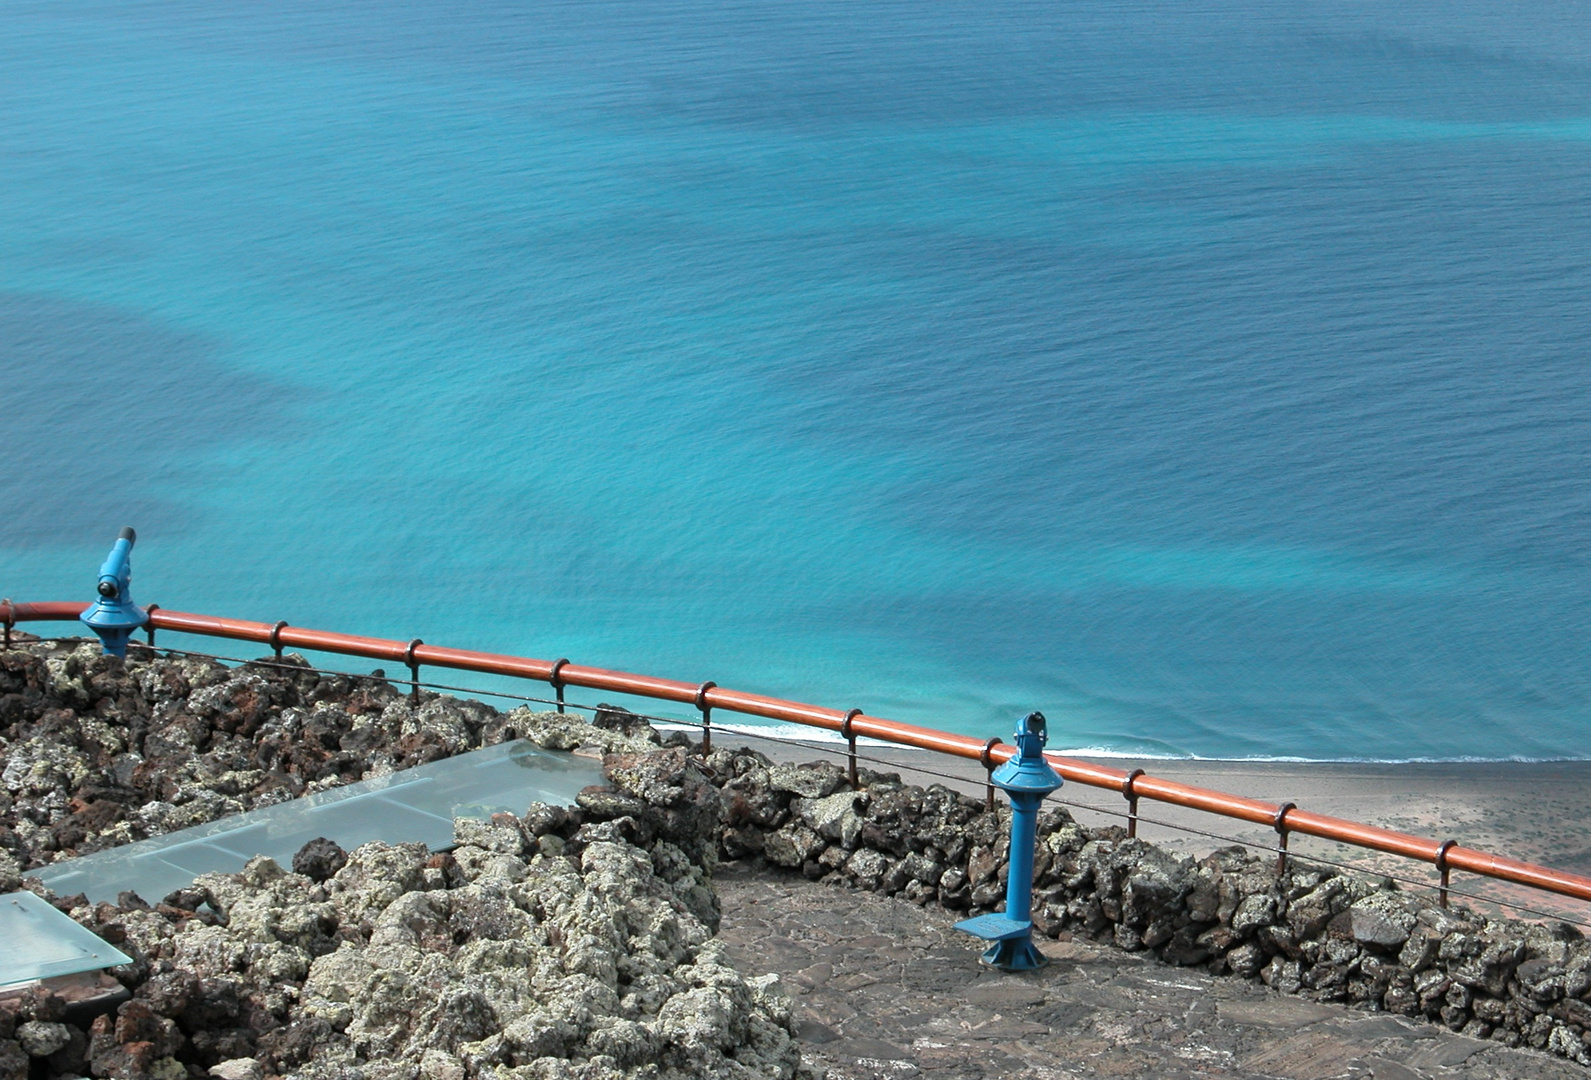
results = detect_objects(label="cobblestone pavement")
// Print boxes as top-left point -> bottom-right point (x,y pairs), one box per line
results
715,864 -> 1588,1080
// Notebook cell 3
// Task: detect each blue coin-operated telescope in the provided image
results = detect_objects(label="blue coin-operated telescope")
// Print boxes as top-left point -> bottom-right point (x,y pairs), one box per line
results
80,527 -> 147,657
955,710 -> 1063,971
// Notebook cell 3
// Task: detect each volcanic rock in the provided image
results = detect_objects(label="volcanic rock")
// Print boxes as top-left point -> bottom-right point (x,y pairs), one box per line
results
290,838 -> 348,883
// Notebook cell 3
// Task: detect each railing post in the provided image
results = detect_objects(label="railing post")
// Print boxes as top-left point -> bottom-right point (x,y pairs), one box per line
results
270,621 -> 288,660
1122,768 -> 1145,838
405,639 -> 424,703
549,658 -> 569,713
1436,839 -> 1457,908
956,712 -> 1064,971
841,709 -> 862,789
980,738 -> 1003,812
1273,802 -> 1296,874
695,681 -> 717,755
143,604 -> 160,646
2,600 -> 11,649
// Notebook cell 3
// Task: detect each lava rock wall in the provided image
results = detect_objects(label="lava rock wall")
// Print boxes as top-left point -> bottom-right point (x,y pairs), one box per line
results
702,742 -> 1591,1068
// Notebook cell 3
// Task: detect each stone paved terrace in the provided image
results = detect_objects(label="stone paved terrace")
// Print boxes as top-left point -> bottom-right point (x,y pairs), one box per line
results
716,864 -> 1588,1080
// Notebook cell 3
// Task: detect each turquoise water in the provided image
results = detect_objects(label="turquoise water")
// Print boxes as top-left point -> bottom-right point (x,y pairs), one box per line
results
4,1 -> 1591,760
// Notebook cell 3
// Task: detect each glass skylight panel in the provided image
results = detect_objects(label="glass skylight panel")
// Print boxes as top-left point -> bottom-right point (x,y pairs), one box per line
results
0,891 -> 133,989
37,740 -> 604,905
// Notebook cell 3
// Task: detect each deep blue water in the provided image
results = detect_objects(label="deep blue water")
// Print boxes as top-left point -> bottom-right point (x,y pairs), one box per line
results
4,1 -> 1591,760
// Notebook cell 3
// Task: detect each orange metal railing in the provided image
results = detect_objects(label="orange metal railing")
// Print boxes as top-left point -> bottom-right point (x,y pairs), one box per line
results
5,599 -> 1590,907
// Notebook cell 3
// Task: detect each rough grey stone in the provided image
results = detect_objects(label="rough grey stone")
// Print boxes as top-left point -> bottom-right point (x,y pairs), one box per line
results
15,1021 -> 70,1058
795,790 -> 867,850
845,848 -> 890,890
1350,893 -> 1419,949
765,823 -> 825,868
1231,893 -> 1277,937
767,762 -> 847,800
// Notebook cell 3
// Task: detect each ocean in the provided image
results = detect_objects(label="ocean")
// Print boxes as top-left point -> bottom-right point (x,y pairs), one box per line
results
3,0 -> 1590,761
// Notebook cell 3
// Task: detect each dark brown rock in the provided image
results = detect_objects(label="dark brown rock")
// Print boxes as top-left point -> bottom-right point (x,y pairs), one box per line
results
290,836 -> 348,882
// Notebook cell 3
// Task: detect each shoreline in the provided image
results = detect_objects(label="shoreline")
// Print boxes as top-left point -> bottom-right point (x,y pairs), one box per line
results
662,720 -> 1591,766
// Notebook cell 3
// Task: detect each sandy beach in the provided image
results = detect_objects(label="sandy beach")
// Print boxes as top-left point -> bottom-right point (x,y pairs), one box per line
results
739,736 -> 1591,926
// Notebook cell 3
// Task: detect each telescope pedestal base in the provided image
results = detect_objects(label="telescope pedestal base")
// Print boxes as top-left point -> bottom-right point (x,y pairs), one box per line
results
979,936 -> 1048,972
955,914 -> 1049,972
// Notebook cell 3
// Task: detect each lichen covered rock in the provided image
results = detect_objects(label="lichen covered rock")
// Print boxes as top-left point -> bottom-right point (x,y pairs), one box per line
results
32,823 -> 798,1080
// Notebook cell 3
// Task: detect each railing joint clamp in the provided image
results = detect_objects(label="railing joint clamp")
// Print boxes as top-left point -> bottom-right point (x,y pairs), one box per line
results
1122,768 -> 1145,838
695,681 -> 717,756
405,639 -> 424,703
981,738 -> 1004,811
549,658 -> 569,713
1435,839 -> 1457,908
269,621 -> 289,659
980,737 -> 1003,772
1273,802 -> 1296,873
839,708 -> 861,740
841,709 -> 863,789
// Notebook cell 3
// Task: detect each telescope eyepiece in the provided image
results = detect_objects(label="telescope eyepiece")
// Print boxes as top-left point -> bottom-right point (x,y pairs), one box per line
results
98,581 -> 118,599
118,526 -> 137,543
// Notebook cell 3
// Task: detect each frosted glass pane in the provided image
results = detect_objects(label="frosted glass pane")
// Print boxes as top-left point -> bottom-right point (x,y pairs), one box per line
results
0,891 -> 133,989
38,740 -> 604,905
